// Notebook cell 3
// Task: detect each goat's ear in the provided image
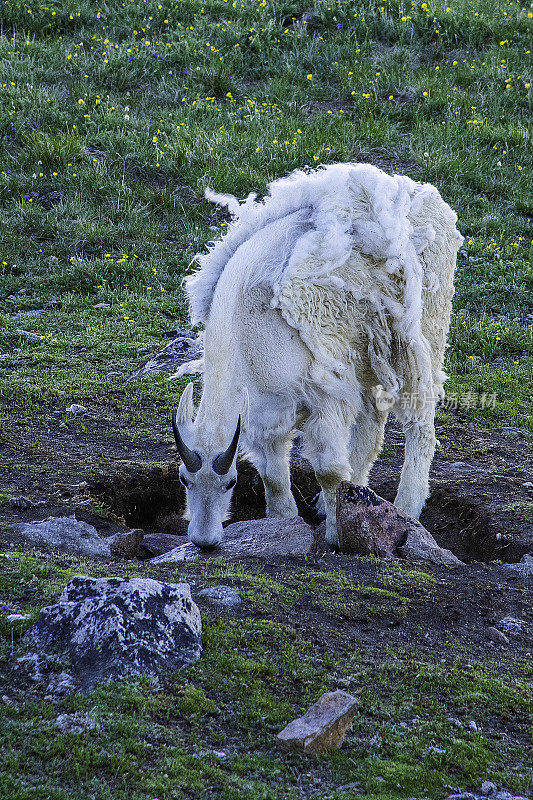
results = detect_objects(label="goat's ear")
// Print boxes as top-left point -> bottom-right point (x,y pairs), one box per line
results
176,382 -> 195,425
241,387 -> 249,432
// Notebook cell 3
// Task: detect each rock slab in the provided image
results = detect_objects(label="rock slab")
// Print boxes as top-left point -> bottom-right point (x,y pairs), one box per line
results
24,575 -> 202,690
12,515 -> 110,557
140,532 -> 189,558
276,690 -> 359,754
336,483 -> 461,565
502,554 -> 533,579
151,516 -> 314,562
128,329 -> 202,381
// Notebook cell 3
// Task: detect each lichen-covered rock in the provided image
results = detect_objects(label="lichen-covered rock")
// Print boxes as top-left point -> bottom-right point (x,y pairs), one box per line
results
336,483 -> 461,565
24,575 -> 202,690
276,690 -> 359,754
12,515 -> 110,557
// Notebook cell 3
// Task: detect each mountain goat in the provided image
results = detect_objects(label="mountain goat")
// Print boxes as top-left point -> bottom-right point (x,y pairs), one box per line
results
171,163 -> 463,548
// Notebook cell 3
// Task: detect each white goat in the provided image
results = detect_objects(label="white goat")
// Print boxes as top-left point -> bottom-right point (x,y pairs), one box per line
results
171,163 -> 463,548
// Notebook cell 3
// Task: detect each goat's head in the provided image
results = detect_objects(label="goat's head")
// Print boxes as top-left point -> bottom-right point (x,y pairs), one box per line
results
172,383 -> 241,548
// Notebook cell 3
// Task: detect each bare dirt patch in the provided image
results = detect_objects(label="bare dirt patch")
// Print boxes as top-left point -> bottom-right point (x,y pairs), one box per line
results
80,421 -> 532,564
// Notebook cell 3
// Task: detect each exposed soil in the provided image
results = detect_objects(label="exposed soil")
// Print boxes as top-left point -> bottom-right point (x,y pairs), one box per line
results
1,413 -> 531,564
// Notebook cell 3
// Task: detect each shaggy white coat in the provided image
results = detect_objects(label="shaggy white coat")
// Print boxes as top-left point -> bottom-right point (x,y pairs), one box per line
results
175,163 -> 463,547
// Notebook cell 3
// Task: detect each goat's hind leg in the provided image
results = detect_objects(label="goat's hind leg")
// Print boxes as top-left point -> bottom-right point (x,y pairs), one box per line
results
303,405 -> 352,549
394,408 -> 436,520
349,408 -> 388,486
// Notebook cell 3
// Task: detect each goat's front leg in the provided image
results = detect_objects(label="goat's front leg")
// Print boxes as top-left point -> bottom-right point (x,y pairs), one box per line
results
252,434 -> 299,518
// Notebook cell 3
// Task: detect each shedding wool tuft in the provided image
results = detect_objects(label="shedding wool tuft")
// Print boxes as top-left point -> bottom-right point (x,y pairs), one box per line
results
186,163 -> 463,418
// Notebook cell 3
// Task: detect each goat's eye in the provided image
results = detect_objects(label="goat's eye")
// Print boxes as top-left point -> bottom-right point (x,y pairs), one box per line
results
225,478 -> 236,492
179,474 -> 190,488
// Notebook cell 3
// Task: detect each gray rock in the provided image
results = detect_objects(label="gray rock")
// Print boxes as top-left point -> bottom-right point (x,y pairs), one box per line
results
522,482 -> 533,489
45,671 -> 76,700
468,720 -> 479,731
197,586 -> 242,608
92,303 -> 110,309
276,690 -> 359,753
16,328 -> 41,342
66,404 -> 87,416
498,616 -> 524,635
12,515 -> 110,557
128,330 -> 203,381
9,495 -> 34,510
24,575 -> 202,690
151,516 -> 314,563
481,782 -> 497,796
502,554 -> 533,578
6,613 -> 31,623
486,627 -> 509,645
498,427 -> 531,438
55,713 -> 99,735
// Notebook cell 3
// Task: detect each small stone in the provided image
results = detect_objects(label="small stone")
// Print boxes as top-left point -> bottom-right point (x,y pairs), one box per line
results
468,720 -> 478,731
55,713 -> 99,735
45,671 -> 75,699
481,781 -> 497,796
9,495 -> 34,510
502,555 -> 533,579
499,427 -> 531,437
92,303 -> 110,309
140,532 -> 189,558
6,613 -> 31,623
276,690 -> 359,754
522,482 -> 533,489
66,404 -> 87,416
16,309 -> 42,318
128,330 -> 203,382
447,717 -> 463,727
498,616 -> 524,635
197,586 -> 242,609
487,627 -> 509,645
107,528 -> 144,558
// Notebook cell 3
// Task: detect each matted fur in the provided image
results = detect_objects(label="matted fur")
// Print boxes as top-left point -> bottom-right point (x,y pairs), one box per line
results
185,163 -> 463,420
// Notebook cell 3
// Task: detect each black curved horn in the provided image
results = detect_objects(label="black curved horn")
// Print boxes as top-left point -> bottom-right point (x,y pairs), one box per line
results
212,417 -> 241,475
172,410 -> 202,473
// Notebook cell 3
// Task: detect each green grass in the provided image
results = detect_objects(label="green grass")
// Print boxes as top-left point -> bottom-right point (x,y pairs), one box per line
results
0,0 -> 531,428
0,552 -> 531,799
